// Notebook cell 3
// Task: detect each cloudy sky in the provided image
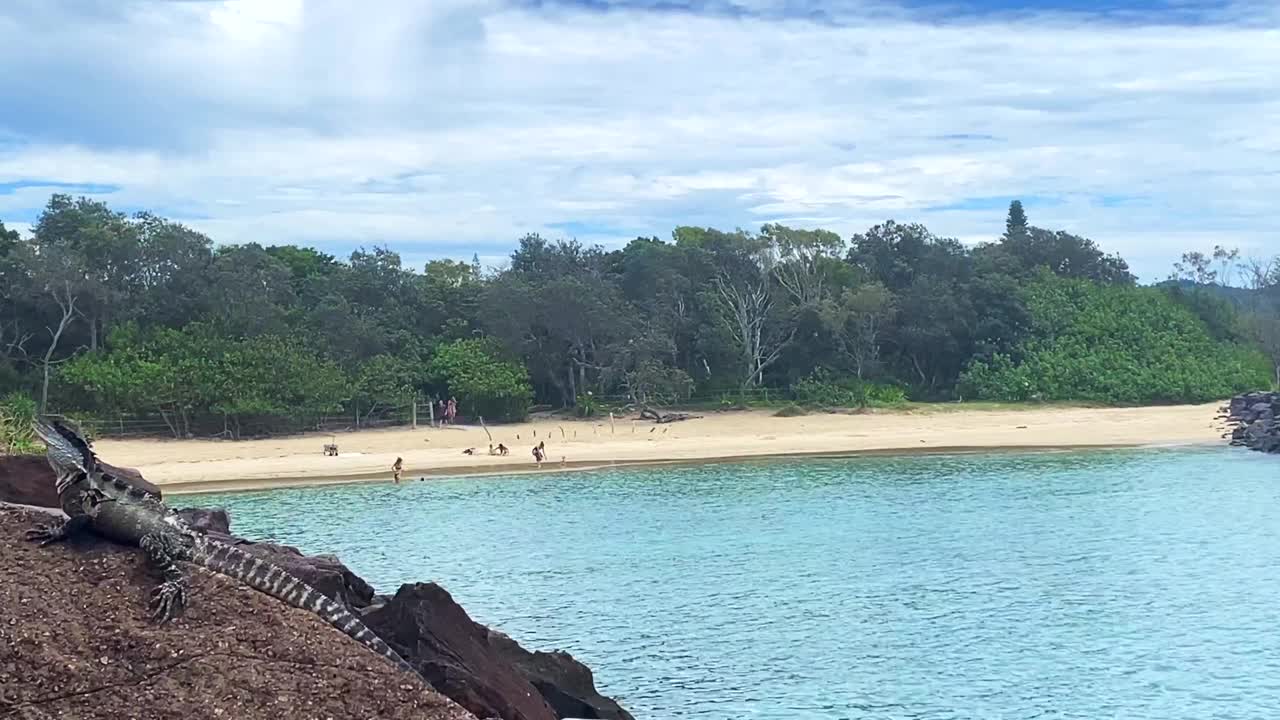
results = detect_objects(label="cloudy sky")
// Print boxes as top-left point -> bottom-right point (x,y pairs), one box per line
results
0,0 -> 1277,281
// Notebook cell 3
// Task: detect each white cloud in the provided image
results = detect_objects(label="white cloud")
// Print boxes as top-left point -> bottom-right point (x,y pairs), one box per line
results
0,1 -> 1277,280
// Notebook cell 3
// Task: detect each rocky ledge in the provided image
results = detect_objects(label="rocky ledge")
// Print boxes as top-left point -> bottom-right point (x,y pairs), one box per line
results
0,457 -> 633,720
0,505 -> 476,720
1221,391 -> 1280,454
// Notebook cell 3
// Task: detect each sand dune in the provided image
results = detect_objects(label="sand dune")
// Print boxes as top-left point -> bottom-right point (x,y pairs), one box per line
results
90,403 -> 1228,495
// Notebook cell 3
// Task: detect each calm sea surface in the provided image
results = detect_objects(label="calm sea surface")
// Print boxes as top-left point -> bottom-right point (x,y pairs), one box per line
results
187,447 -> 1280,719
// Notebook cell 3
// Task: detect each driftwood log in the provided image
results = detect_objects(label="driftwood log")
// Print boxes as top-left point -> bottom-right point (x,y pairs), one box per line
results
639,406 -> 701,424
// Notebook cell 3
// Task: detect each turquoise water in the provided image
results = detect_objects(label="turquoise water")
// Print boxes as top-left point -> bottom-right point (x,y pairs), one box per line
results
187,448 -> 1280,719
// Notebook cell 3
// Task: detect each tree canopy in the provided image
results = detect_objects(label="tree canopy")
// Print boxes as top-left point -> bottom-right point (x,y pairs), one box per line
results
0,196 -> 1274,438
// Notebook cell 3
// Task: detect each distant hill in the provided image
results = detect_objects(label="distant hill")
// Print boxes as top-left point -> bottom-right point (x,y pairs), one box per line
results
1152,279 -> 1260,306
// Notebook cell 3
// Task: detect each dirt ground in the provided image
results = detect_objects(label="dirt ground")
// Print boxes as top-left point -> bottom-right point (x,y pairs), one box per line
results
0,506 -> 477,720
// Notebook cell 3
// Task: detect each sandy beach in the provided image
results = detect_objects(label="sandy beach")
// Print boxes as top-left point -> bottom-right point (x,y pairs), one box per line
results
89,403 -> 1228,495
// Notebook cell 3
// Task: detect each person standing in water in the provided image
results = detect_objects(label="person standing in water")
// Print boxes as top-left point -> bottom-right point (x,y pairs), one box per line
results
392,457 -> 403,483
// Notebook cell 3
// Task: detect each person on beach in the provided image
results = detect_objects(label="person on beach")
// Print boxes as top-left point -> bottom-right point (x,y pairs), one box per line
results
438,399 -> 448,426
447,397 -> 457,425
497,443 -> 509,456
532,445 -> 543,466
392,457 -> 403,483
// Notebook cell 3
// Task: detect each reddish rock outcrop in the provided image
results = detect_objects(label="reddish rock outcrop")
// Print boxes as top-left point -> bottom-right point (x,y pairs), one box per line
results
1,459 -> 634,720
363,583 -> 559,720
488,632 -> 635,720
191,515 -> 634,720
229,538 -> 378,610
0,453 -> 160,508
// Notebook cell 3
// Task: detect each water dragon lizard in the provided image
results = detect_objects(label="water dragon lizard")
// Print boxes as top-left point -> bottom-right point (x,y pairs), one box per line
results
23,417 -> 417,676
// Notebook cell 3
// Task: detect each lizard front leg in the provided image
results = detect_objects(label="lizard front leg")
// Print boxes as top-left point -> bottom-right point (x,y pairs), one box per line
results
139,532 -> 189,623
24,514 -> 91,547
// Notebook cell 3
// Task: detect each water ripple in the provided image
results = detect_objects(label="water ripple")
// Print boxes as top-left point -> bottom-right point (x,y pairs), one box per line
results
190,447 -> 1280,719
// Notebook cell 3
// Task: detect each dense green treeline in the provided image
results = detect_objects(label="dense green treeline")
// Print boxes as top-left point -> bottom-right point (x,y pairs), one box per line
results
0,194 -> 1277,439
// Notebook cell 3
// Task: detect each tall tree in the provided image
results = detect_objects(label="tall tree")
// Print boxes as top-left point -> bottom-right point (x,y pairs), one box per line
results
760,223 -> 844,307
23,244 -> 86,411
821,282 -> 895,380
31,195 -> 138,350
1004,200 -> 1029,243
709,266 -> 795,391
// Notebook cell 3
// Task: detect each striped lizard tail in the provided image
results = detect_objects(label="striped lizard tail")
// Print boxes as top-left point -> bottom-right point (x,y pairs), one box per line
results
188,537 -> 416,675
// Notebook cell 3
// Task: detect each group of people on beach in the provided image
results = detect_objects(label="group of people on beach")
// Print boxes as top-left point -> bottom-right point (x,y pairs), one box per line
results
391,439 -> 553,483
386,395 -> 570,484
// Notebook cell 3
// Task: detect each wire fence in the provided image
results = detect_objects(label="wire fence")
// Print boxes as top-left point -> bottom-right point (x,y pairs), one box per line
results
53,403 -> 422,441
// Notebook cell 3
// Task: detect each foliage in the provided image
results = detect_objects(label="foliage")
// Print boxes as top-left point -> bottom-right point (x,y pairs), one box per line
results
624,359 -> 695,406
60,325 -> 347,437
575,392 -> 598,418
0,392 -> 39,455
0,192 -> 1274,437
1161,285 -> 1249,343
792,368 -> 906,408
427,339 -> 533,422
353,354 -> 426,416
958,275 -> 1272,404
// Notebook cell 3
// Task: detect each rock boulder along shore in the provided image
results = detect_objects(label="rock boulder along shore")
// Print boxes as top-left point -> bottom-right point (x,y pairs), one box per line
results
0,456 -> 633,720
1221,391 -> 1280,454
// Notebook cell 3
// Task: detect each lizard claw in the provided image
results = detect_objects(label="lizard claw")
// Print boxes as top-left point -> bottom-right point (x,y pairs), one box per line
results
24,524 -> 63,546
149,580 -> 187,623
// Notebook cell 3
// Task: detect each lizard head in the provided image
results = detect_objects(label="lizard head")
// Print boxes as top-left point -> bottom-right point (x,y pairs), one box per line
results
32,416 -> 96,477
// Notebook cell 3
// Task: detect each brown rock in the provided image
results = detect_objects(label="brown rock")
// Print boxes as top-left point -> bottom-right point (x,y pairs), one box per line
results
0,454 -> 161,508
236,541 -> 378,610
0,455 -> 55,508
4,457 -> 633,720
488,631 -> 634,720
0,506 -> 476,720
364,583 -> 559,720
188,529 -> 379,611
175,506 -> 232,534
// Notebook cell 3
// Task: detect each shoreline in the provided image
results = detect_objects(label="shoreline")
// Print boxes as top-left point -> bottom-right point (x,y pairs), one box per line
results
91,403 -> 1231,496
156,440 -> 1219,496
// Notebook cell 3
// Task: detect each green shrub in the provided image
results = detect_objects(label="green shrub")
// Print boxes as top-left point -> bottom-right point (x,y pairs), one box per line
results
792,369 -> 906,408
575,392 -> 598,418
864,383 -> 907,407
958,275 -> 1272,404
0,392 -> 39,455
428,338 -> 534,422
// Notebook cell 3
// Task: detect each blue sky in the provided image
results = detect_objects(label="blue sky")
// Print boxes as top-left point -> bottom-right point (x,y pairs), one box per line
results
0,0 -> 1278,281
